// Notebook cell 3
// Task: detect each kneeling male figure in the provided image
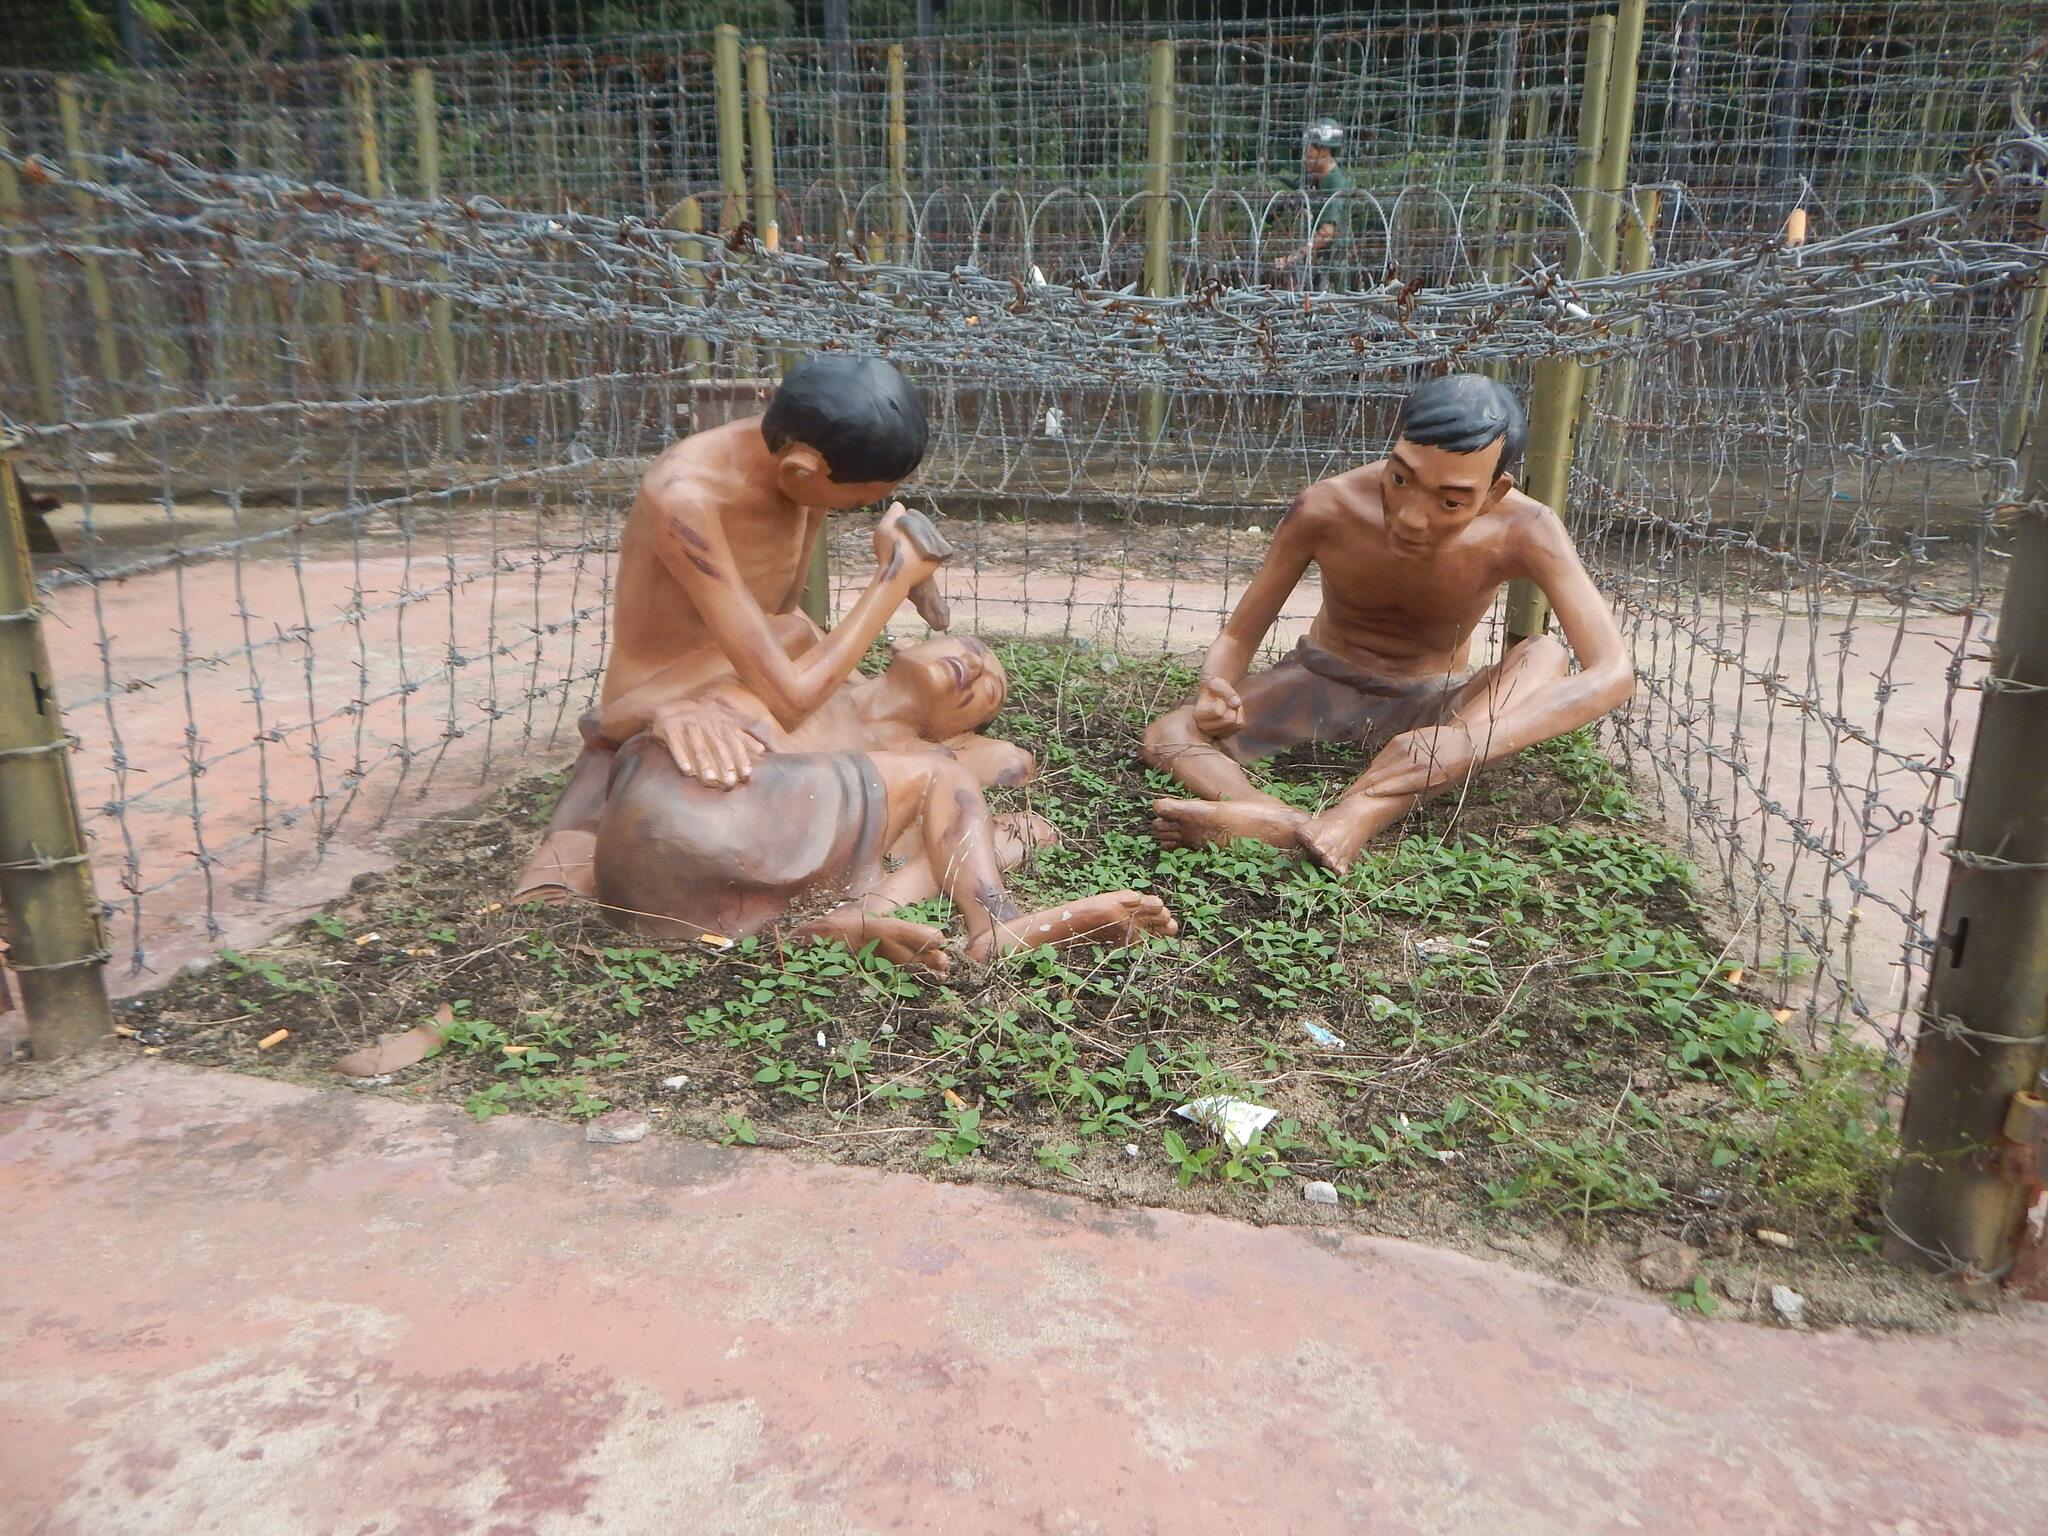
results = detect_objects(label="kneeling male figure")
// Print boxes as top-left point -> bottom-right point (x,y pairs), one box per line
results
1144,374 -> 1634,874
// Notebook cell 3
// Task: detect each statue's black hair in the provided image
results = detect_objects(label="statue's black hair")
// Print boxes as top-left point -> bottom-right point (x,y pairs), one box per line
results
1394,374 -> 1527,477
762,354 -> 929,484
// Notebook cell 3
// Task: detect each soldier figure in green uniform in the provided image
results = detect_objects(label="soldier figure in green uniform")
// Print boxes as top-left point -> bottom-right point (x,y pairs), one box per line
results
1274,120 -> 1358,290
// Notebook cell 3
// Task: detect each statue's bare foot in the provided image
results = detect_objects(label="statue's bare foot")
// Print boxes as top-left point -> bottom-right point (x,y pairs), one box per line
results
1298,796 -> 1399,877
1150,797 -> 1306,852
794,907 -> 951,976
977,891 -> 1179,961
993,811 -> 1060,870
510,830 -> 597,905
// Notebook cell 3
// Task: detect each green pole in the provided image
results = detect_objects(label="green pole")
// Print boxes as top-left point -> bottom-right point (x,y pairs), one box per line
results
1508,13 -> 1614,648
746,45 -> 779,253
0,123 -> 61,422
1591,0 -> 1646,279
887,44 -> 910,263
1142,39 -> 1177,447
412,67 -> 461,455
715,27 -> 747,234
0,425 -> 113,1058
668,195 -> 710,379
55,80 -> 122,410
349,60 -> 403,386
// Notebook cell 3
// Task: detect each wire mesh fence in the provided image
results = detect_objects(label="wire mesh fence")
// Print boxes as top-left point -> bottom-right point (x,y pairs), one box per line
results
0,4 -> 2042,1058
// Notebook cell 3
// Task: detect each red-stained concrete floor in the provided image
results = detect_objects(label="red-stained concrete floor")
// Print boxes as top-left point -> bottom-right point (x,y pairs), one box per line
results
4,1061 -> 2046,1535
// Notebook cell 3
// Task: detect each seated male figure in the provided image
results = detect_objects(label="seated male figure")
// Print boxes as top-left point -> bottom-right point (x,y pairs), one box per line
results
514,353 -> 945,903
1143,374 -> 1634,874
594,630 -> 1177,974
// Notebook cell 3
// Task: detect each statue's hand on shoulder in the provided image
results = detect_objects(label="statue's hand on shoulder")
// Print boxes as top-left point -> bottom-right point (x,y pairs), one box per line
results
651,698 -> 770,789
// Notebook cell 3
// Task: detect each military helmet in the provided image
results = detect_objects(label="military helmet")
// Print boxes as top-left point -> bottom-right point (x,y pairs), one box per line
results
1302,120 -> 1345,150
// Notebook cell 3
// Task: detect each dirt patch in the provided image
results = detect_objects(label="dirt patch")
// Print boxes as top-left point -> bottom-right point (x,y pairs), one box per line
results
122,642 -> 1963,1334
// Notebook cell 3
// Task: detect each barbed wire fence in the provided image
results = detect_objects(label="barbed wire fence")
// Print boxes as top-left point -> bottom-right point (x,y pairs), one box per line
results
0,4 -> 2042,1065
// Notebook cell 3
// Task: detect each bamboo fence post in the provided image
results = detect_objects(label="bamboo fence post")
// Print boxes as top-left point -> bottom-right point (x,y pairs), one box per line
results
887,45 -> 909,263
1141,39 -> 1177,447
349,59 -> 401,382
714,27 -> 747,234
411,67 -> 461,455
55,79 -> 122,412
1508,14 -> 1614,648
746,45 -> 779,254
1505,87 -> 1551,281
1999,187 -> 2048,462
667,195 -> 710,379
0,122 -> 61,423
1600,188 -> 1662,487
747,44 -> 786,380
1480,28 -> 1518,282
1591,0 -> 1647,278
1885,383 -> 2048,1286
1558,15 -> 1614,289
0,425 -> 113,1058
713,27 -> 752,375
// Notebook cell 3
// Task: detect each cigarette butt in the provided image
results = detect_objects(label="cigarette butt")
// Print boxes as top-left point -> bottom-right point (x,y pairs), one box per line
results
1785,207 -> 1808,246
114,1024 -> 138,1037
1773,1007 -> 1794,1024
257,1028 -> 289,1050
503,1044 -> 529,1056
355,932 -> 382,946
1726,967 -> 1744,985
942,1089 -> 966,1109
476,902 -> 502,915
698,933 -> 733,951
965,314 -> 978,326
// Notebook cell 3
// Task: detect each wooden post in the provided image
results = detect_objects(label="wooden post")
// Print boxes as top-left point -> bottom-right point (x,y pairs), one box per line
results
746,45 -> 779,254
348,61 -> 402,384
667,195 -> 710,379
412,67 -> 461,455
2000,188 -> 2048,462
714,27 -> 748,234
1559,15 -> 1614,288
1600,188 -> 1662,486
1479,28 -> 1518,281
0,425 -> 113,1058
799,525 -> 833,629
1141,39 -> 1177,447
1505,87 -> 1552,281
55,80 -> 122,410
1885,385 -> 2048,1285
887,45 -> 910,263
1507,14 -> 1614,648
0,123 -> 61,422
1591,0 -> 1647,278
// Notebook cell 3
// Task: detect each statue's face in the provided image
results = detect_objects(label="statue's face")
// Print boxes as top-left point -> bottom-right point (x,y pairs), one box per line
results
1381,436 -> 1511,559
1304,145 -> 1336,178
890,636 -> 1007,737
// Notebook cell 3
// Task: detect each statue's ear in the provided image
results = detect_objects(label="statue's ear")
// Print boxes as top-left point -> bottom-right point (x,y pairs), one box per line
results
1490,471 -> 1516,506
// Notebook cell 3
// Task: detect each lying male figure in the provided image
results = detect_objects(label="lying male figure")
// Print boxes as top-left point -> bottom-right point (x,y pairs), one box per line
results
514,352 -> 946,902
592,628 -> 1177,974
1143,373 -> 1634,874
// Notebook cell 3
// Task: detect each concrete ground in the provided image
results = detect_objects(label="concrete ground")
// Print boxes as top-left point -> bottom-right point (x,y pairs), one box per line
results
4,1060 -> 2046,1536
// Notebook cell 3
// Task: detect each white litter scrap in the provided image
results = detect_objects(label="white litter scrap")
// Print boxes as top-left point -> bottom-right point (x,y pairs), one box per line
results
1413,935 -> 1492,960
1301,1019 -> 1346,1050
1770,1285 -> 1807,1328
1176,1095 -> 1279,1151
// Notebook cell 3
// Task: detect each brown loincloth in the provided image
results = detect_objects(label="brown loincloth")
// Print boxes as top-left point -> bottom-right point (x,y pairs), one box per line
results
594,740 -> 892,943
1221,639 -> 1475,764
